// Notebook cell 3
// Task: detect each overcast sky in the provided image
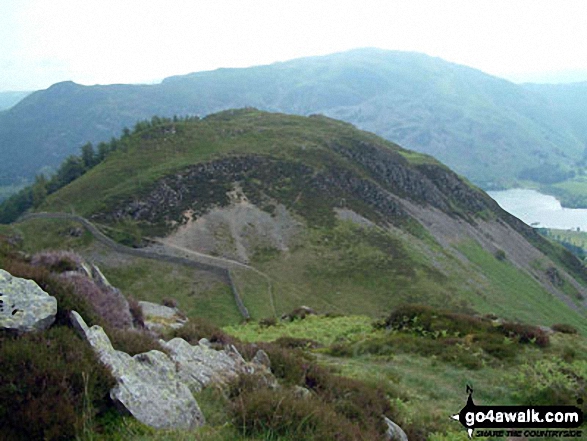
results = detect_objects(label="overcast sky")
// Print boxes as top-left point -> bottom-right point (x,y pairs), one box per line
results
2,0 -> 587,91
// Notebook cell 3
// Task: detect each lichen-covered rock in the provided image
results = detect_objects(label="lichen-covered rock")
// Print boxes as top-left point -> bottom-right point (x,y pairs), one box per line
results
0,269 -> 57,332
251,348 -> 271,369
70,311 -> 205,430
159,338 -> 250,392
385,416 -> 408,441
139,300 -> 187,332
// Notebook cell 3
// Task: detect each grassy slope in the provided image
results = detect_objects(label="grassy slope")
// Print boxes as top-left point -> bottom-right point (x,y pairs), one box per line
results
223,314 -> 587,440
32,110 -> 587,332
42,111 -> 385,215
455,240 -> 587,332
85,312 -> 587,440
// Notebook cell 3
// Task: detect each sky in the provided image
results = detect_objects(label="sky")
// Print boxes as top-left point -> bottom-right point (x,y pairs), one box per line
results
2,0 -> 587,92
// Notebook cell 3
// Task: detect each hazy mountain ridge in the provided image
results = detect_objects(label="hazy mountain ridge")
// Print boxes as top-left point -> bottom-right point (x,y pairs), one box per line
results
0,90 -> 31,111
1,48 -> 586,193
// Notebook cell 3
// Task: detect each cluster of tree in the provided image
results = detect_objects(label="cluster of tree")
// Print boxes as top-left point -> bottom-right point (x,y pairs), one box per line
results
538,229 -> 587,262
0,115 -> 197,223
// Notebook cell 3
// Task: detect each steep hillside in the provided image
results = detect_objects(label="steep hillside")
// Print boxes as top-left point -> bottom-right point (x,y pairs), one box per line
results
18,109 -> 586,332
524,82 -> 587,207
0,48 -> 584,193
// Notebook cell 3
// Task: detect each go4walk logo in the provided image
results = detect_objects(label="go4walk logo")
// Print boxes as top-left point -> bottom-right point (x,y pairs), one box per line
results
451,386 -> 583,439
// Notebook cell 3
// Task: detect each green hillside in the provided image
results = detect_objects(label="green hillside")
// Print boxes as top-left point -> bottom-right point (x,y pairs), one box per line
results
1,48 -> 585,196
4,108 -> 584,333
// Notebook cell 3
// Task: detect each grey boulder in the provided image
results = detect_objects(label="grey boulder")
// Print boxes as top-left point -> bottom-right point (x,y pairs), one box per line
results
139,300 -> 188,332
160,337 -> 253,392
0,269 -> 57,333
70,310 -> 205,430
385,416 -> 409,441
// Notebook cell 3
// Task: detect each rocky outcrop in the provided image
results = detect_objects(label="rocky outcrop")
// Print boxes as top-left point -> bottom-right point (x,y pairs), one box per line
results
160,338 -> 254,392
71,309 -> 276,430
106,155 -> 407,229
70,310 -> 205,430
139,301 -> 187,332
0,269 -> 57,333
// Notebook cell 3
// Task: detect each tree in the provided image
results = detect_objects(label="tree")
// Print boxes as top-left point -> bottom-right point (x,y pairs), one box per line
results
31,174 -> 48,208
80,142 -> 97,169
96,142 -> 110,162
49,156 -> 86,192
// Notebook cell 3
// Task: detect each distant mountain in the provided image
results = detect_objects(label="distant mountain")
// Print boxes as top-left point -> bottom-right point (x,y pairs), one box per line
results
524,82 -> 587,147
510,70 -> 587,84
0,48 -> 585,191
0,91 -> 31,111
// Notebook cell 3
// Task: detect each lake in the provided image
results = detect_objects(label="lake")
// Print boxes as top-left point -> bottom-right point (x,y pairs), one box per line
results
487,188 -> 587,231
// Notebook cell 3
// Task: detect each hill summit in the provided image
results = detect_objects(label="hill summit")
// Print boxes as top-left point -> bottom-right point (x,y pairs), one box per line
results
8,108 -> 584,331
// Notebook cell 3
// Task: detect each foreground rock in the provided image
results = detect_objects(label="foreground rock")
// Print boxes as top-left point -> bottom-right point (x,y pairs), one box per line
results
160,338 -> 272,392
0,269 -> 57,333
71,310 -> 275,430
70,310 -> 205,430
385,416 -> 409,441
139,300 -> 188,332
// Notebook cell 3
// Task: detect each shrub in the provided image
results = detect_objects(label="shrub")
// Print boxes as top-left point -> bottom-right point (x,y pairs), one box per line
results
107,327 -> 167,356
0,327 -> 114,440
303,364 -> 391,433
258,316 -> 277,327
383,304 -> 491,337
60,272 -> 133,329
170,317 -> 236,346
128,295 -> 145,328
235,344 -> 392,438
260,344 -> 312,385
551,323 -> 579,334
2,260 -> 100,327
499,322 -> 550,347
281,306 -> 317,322
494,249 -> 507,261
161,297 -> 178,308
228,372 -> 387,441
331,305 -> 553,368
509,359 -> 587,414
274,336 -> 320,349
31,250 -> 82,273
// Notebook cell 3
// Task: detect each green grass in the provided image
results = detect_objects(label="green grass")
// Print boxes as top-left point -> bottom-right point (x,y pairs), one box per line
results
223,313 -> 587,440
454,240 -> 587,334
241,221 -> 472,320
8,217 -> 94,253
101,258 -> 243,326
230,268 -> 276,320
546,175 -> 587,208
224,314 -> 373,346
545,228 -> 587,258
